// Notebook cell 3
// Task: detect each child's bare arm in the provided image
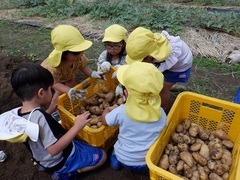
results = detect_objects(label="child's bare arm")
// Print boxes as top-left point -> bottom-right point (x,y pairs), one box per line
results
47,111 -> 91,156
101,105 -> 118,125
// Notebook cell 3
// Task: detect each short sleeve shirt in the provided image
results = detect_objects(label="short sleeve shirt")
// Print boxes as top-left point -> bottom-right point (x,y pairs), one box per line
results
105,104 -> 167,166
41,54 -> 89,83
20,109 -> 63,168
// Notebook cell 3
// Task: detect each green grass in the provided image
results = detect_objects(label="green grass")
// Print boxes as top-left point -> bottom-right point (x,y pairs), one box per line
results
0,20 -> 104,66
1,0 -> 239,36
0,21 -> 51,61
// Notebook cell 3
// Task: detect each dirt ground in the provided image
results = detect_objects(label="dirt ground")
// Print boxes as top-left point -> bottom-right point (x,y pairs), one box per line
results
0,56 -> 152,180
0,56 -> 239,180
0,10 -> 240,180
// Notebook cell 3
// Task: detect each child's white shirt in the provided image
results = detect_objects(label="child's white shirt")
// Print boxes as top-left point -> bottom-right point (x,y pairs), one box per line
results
105,104 -> 167,166
158,31 -> 193,72
97,50 -> 126,71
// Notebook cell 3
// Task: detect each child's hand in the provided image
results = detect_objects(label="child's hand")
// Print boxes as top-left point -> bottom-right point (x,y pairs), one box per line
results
100,62 -> 111,72
46,93 -> 59,114
74,111 -> 91,130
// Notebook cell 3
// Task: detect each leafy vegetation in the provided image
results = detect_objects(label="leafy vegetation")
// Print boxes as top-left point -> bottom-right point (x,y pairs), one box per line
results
1,0 -> 239,36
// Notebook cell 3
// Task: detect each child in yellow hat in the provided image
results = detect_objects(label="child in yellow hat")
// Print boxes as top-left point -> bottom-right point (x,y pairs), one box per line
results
101,61 -> 167,172
41,25 -> 104,101
126,27 -> 193,111
97,24 -> 128,77
6,63 -> 107,179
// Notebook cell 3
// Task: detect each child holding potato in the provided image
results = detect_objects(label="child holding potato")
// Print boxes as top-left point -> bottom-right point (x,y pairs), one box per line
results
97,24 -> 128,78
3,63 -> 107,180
101,61 -> 167,172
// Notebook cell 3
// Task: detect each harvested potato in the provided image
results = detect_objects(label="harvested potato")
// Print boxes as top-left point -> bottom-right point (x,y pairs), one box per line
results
222,140 -> 234,149
192,152 -> 207,166
212,129 -> 230,140
190,143 -> 202,152
180,151 -> 194,167
214,164 -> 229,176
89,106 -> 103,115
102,86 -> 110,93
182,119 -> 191,130
158,154 -> 169,170
209,173 -> 223,180
189,126 -> 199,137
199,144 -> 210,160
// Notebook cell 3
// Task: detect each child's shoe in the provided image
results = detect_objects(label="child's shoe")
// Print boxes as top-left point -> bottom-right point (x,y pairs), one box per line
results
0,151 -> 7,162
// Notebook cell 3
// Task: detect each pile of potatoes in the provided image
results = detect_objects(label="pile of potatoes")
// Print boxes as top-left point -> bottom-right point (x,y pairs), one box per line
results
158,119 -> 234,180
73,86 -> 124,129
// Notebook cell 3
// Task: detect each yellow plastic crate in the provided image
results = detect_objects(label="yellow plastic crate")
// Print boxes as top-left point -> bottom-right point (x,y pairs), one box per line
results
146,91 -> 240,180
58,67 -> 119,151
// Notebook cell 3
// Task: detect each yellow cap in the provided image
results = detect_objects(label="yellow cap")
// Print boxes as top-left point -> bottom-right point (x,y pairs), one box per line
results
117,62 -> 164,122
6,134 -> 28,143
126,27 -> 171,64
102,24 -> 128,43
48,25 -> 92,67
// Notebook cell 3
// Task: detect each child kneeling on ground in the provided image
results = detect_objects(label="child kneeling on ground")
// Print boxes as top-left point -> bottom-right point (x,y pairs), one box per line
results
101,61 -> 167,172
0,63 -> 107,180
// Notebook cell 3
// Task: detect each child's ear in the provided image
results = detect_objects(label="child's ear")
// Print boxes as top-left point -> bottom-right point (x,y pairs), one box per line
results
124,89 -> 128,98
37,88 -> 44,98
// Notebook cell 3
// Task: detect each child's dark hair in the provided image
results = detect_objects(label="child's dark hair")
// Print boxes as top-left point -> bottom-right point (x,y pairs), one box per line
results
11,63 -> 54,101
106,40 -> 126,64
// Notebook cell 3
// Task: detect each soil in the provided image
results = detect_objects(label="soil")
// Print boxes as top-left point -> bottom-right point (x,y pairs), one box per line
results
0,12 -> 240,180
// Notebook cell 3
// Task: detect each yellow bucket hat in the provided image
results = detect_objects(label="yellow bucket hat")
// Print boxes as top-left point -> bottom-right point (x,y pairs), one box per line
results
0,108 -> 39,143
126,27 -> 171,64
48,25 -> 92,67
117,62 -> 164,122
102,24 -> 128,43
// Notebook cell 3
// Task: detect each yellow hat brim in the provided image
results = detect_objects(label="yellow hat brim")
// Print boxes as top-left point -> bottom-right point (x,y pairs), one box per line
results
116,64 -> 129,85
49,40 -> 92,67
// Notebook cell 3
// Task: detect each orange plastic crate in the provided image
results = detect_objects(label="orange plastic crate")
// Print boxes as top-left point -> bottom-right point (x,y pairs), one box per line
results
58,68 -> 119,151
146,92 -> 240,180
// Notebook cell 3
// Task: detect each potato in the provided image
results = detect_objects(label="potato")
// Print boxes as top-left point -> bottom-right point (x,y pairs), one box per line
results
102,86 -> 110,93
199,144 -> 210,160
176,160 -> 184,172
210,148 -> 223,160
221,153 -> 232,166
182,119 -> 191,130
171,132 -> 184,143
189,126 -> 199,137
180,151 -> 194,167
212,129 -> 230,140
158,154 -> 169,170
169,151 -> 178,165
175,124 -> 184,133
208,160 -> 217,170
89,117 -> 100,125
222,140 -> 234,149
89,106 -> 103,115
178,143 -> 188,151
84,95 -> 100,106
198,166 -> 208,180
90,125 -> 98,129
105,90 -> 115,102
198,129 -> 210,140
222,173 -> 229,180
191,170 -> 199,180
209,173 -> 223,180
117,97 -> 125,105
97,121 -> 102,128
214,164 -> 229,176
192,152 -> 207,166
190,143 -> 202,152
169,164 -> 178,175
